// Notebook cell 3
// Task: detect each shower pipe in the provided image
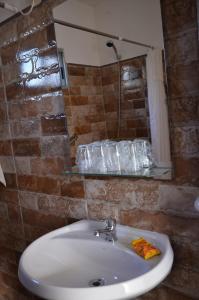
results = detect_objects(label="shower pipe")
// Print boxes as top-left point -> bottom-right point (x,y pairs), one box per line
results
106,40 -> 121,137
53,19 -> 154,50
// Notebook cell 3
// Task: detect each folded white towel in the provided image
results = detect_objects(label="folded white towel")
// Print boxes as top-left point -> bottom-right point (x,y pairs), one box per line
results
0,163 -> 6,186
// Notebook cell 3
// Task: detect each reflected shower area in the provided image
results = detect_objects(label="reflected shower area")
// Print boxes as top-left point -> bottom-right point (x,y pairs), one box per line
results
56,34 -> 151,163
53,0 -> 172,179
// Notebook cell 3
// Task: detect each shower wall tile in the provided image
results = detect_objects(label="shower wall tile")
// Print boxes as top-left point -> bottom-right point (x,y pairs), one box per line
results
159,185 -> 199,217
12,139 -> 41,156
4,174 -> 17,189
165,29 -> 198,66
30,157 -> 65,176
174,157 -> 199,186
172,126 -> 199,158
41,115 -> 67,136
10,119 -> 41,138
15,157 -> 31,175
22,208 -> 66,231
18,175 -> 61,195
0,189 -> 19,205
169,96 -> 199,125
1,46 -> 19,69
60,180 -> 85,198
63,64 -> 106,164
164,265 -> 199,297
139,285 -> 195,300
0,103 -> 8,122
0,141 -> 12,156
68,65 -> 85,76
171,236 -> 199,272
5,81 -> 24,102
161,0 -> 197,37
167,62 -> 199,98
0,18 -> 18,47
67,198 -> 87,220
0,87 -> 4,100
0,156 -> 15,173
87,199 -> 120,220
120,209 -> 199,242
40,135 -> 70,157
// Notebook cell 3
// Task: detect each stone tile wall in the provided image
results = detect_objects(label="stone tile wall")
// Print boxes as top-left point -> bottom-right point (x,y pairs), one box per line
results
0,0 -> 198,299
64,56 -> 150,164
63,64 -> 107,164
101,56 -> 150,140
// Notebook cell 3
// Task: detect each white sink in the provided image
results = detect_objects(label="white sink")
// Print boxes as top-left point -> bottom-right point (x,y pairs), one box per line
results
18,220 -> 173,300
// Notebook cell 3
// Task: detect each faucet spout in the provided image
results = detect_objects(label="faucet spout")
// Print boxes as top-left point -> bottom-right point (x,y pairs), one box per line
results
94,218 -> 117,242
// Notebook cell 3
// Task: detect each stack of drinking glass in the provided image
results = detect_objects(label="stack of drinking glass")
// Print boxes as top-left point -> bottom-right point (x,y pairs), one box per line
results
76,139 -> 154,174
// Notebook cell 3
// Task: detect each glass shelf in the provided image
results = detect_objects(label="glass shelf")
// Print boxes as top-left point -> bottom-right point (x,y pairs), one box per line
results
64,166 -> 172,180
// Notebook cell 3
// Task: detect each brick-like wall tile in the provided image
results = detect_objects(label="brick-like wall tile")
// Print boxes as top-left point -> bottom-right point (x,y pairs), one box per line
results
140,285 -> 195,300
164,265 -> 199,299
41,115 -> 67,136
22,208 -> 66,230
87,199 -> 119,221
0,141 -> 12,156
12,139 -> 41,156
61,181 -> 85,198
18,175 -> 60,195
159,185 -> 199,217
162,0 -> 197,37
68,198 -> 88,219
120,209 -> 199,241
31,157 -> 65,176
172,126 -> 199,158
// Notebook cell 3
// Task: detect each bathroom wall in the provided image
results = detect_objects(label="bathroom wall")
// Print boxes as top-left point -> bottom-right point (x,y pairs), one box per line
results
0,0 -> 198,300
54,0 -> 164,65
54,0 -> 101,66
94,0 -> 164,65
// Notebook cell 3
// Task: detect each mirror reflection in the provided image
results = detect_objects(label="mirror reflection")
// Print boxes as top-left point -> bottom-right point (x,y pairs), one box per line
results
53,0 -> 172,179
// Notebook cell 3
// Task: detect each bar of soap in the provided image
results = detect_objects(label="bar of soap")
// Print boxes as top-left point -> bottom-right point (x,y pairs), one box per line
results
131,237 -> 161,260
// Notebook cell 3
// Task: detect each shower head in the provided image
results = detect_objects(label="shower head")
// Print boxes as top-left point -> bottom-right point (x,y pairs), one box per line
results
106,41 -> 114,48
106,40 -> 121,61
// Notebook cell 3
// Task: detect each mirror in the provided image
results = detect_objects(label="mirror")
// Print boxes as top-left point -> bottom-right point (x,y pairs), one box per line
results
53,0 -> 172,180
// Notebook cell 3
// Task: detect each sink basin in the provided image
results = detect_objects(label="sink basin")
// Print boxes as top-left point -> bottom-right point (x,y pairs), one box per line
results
18,220 -> 173,300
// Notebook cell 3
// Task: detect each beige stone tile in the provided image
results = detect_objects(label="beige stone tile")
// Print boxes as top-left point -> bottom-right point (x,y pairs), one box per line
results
159,185 -> 199,217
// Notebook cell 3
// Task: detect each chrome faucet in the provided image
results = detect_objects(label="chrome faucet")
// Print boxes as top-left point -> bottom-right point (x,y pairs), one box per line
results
94,218 -> 117,242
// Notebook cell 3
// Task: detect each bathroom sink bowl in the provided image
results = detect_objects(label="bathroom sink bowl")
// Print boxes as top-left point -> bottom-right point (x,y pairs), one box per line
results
18,220 -> 173,300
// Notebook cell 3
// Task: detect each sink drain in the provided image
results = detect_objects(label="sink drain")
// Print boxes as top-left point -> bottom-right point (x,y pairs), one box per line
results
89,278 -> 105,287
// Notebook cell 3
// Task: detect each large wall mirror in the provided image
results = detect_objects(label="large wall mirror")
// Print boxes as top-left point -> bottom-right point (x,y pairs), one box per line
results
53,0 -> 172,180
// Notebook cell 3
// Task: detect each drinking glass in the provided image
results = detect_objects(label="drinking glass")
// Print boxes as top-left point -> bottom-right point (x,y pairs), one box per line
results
76,144 -> 91,172
133,139 -> 153,169
102,140 -> 120,173
117,141 -> 135,173
88,142 -> 106,173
